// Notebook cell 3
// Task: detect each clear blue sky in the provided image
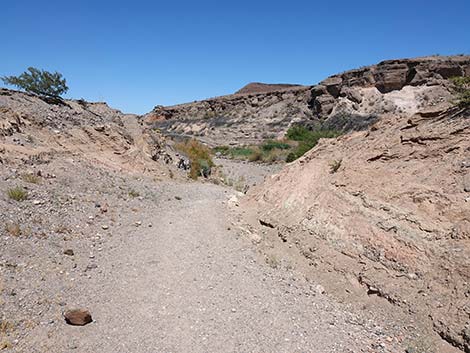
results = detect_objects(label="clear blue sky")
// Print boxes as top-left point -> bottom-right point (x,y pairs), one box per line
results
2,0 -> 469,114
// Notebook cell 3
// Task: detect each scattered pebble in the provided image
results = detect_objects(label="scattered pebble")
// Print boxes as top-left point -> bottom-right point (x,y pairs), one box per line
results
63,249 -> 74,256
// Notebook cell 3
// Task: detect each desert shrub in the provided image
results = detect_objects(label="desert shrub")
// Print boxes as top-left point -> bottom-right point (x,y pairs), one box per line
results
285,126 -> 340,162
7,186 -> 28,201
214,142 -> 291,163
2,67 -> 68,97
175,139 -> 214,179
230,147 -> 256,158
286,125 -> 315,141
212,127 -> 339,164
128,189 -> 140,198
286,142 -> 312,162
212,146 -> 231,155
248,149 -> 262,162
261,140 -> 290,152
203,111 -> 216,119
450,76 -> 470,108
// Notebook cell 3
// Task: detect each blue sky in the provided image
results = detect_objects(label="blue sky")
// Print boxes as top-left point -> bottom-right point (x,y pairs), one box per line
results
2,0 -> 469,114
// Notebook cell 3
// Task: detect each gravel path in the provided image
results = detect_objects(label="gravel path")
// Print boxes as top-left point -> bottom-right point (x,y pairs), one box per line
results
2,161 -> 406,352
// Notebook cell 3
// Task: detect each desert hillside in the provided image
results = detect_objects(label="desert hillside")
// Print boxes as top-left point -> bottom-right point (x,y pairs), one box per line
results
143,55 -> 470,147
0,88 -> 175,175
245,104 -> 469,351
1,55 -> 469,353
235,82 -> 304,95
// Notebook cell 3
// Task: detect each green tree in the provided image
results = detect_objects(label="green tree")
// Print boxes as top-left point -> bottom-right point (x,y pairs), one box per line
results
1,67 -> 68,98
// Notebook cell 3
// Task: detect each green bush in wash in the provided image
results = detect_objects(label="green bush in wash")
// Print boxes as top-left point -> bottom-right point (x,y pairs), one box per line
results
286,126 -> 340,162
212,125 -> 340,164
213,146 -> 257,159
260,140 -> 290,152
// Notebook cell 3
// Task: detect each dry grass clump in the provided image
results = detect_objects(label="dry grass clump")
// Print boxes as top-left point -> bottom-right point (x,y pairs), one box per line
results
7,186 -> 28,201
0,320 -> 14,350
5,222 -> 21,237
0,321 -> 14,335
0,340 -> 12,350
265,253 -> 280,269
21,173 -> 41,184
128,189 -> 140,198
247,149 -> 262,162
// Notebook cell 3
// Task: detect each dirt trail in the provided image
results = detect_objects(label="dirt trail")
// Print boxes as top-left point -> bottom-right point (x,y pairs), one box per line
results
4,168 -> 412,353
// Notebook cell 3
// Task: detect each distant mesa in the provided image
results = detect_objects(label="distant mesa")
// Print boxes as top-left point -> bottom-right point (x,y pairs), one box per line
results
235,82 -> 303,95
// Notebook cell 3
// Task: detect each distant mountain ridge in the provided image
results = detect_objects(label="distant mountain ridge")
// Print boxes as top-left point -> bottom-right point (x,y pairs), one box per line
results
235,82 -> 303,95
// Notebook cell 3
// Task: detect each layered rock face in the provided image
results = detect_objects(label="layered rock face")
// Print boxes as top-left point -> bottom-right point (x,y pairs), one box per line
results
144,55 -> 470,146
144,85 -> 313,146
313,55 -> 470,130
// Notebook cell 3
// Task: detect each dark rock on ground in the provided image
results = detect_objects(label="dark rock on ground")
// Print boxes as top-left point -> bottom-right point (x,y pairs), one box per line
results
64,309 -> 93,326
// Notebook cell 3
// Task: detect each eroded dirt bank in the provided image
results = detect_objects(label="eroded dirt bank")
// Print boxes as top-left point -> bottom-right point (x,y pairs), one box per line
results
244,106 -> 470,352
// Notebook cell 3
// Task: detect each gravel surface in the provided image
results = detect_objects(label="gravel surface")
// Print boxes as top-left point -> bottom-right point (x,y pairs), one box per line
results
0,158 -> 411,353
213,157 -> 283,191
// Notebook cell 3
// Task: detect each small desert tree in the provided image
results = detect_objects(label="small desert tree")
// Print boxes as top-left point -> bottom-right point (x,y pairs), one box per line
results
1,67 -> 68,98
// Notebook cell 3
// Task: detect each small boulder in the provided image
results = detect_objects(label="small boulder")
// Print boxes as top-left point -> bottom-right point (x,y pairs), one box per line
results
64,309 -> 92,326
63,249 -> 74,256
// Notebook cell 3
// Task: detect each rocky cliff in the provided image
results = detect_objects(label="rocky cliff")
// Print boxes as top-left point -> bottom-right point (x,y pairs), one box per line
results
143,55 -> 470,146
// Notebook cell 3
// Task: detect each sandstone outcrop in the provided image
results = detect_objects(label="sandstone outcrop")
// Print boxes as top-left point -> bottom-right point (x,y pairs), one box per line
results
312,55 -> 470,130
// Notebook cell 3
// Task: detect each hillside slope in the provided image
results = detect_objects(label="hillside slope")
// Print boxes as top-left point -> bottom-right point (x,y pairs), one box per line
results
0,89 -> 175,175
144,55 -> 470,146
246,103 -> 470,351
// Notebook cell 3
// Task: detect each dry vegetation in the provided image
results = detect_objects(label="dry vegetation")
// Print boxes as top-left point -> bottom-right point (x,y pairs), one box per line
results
7,187 -> 28,202
175,139 -> 214,179
4,222 -> 21,237
21,173 -> 41,184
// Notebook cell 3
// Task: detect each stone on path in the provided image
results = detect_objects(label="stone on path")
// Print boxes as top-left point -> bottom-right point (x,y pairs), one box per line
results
64,309 -> 93,326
